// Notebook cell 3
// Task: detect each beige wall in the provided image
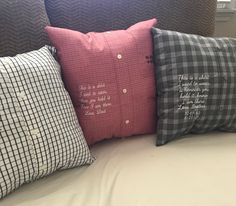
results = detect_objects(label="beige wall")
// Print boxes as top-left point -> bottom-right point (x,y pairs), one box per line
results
215,1 -> 236,37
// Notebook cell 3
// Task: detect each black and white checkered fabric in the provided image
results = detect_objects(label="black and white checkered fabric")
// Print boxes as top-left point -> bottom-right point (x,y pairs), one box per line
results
0,46 -> 93,199
152,28 -> 236,146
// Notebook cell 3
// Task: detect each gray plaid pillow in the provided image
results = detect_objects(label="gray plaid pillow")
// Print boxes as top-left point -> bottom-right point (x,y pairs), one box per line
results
152,28 -> 236,146
0,46 -> 93,199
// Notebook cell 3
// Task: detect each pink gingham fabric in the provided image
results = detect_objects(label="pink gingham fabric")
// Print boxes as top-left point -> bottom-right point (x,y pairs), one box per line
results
46,19 -> 157,145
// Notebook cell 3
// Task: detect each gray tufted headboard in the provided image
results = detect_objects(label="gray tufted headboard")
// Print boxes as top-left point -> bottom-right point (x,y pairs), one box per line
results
0,0 -> 216,57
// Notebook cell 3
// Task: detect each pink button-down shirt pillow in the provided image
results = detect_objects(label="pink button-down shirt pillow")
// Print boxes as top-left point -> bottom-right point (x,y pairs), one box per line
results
46,19 -> 157,145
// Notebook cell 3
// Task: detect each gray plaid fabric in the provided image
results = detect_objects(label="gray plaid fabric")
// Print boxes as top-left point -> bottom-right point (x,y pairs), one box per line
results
152,28 -> 236,146
0,46 -> 93,199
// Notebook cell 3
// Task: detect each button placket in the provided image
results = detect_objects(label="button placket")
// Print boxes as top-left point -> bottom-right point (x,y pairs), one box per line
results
106,32 -> 134,136
117,53 -> 133,132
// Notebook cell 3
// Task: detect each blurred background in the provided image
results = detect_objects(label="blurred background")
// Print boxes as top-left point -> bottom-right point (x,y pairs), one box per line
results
215,0 -> 236,37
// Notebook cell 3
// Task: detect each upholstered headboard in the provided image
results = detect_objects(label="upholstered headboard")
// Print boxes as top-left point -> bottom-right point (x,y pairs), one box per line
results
45,0 -> 217,35
0,0 -> 216,57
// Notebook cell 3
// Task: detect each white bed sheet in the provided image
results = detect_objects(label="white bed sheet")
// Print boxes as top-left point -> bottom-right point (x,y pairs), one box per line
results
1,132 -> 236,206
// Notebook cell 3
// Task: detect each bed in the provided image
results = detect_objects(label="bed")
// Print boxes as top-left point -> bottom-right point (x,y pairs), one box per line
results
2,132 -> 236,206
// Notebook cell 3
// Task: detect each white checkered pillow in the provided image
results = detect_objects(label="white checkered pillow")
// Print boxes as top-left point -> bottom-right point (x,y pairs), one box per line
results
152,28 -> 236,146
0,46 -> 94,199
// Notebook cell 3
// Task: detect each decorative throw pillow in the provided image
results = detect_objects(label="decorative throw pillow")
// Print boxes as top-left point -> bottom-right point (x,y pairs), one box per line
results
152,28 -> 236,146
46,19 -> 157,145
0,0 -> 50,57
0,46 -> 93,199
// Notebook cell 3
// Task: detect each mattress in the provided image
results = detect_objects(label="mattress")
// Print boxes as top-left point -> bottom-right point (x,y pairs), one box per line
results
1,132 -> 236,206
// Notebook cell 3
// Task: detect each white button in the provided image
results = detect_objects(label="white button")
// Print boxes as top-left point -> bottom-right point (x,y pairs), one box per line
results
106,31 -> 111,33
0,109 -> 4,116
117,54 -> 122,59
18,92 -> 27,100
40,164 -> 47,171
122,89 -> 127,94
15,106 -> 21,112
3,58 -> 12,64
0,69 -> 7,73
125,120 -> 130,124
31,128 -> 40,135
31,152 -> 36,160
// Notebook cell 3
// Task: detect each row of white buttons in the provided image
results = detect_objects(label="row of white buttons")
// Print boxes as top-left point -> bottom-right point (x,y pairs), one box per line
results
123,92 -> 129,123
115,52 -> 129,124
116,54 -> 126,93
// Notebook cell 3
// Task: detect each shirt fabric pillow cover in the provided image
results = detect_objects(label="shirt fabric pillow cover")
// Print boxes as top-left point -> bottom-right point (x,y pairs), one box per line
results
152,28 -> 236,146
0,46 -> 93,199
46,19 -> 157,145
